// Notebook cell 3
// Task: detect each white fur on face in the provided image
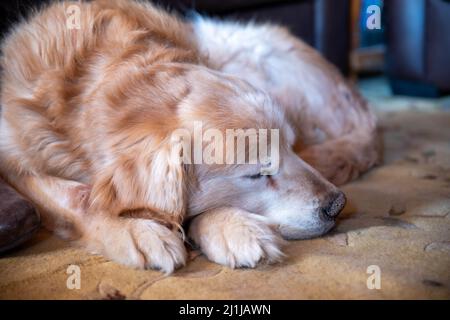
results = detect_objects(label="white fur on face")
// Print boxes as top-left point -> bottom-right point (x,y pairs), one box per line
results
188,147 -> 340,240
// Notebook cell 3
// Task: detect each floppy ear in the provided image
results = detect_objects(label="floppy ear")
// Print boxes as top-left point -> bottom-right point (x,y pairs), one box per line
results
89,138 -> 187,225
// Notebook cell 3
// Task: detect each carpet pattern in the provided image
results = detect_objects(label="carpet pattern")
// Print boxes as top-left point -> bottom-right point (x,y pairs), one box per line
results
0,78 -> 449,299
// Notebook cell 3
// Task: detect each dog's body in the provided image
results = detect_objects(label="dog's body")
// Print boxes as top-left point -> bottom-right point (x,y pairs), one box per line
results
0,0 -> 379,272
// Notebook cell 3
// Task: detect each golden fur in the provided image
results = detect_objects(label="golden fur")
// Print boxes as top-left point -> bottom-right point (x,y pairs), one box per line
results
0,0 -> 379,272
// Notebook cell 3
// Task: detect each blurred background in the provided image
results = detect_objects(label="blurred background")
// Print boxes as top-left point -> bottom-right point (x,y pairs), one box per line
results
1,0 -> 450,103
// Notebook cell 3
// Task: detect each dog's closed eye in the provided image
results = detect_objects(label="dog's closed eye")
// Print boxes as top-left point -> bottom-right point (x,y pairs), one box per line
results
243,173 -> 265,179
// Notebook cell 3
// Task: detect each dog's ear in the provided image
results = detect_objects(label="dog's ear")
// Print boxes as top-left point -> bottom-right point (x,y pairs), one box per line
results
89,138 -> 187,224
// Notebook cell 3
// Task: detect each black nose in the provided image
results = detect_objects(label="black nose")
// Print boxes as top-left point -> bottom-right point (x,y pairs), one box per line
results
320,192 -> 346,220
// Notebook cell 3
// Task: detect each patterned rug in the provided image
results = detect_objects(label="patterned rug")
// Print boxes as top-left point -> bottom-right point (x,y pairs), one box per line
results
0,78 -> 449,299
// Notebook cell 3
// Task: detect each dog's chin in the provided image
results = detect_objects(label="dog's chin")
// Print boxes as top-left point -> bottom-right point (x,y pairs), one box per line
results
278,221 -> 335,240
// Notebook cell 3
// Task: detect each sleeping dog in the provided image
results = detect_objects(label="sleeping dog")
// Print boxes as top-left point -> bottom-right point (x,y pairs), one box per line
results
0,0 -> 379,272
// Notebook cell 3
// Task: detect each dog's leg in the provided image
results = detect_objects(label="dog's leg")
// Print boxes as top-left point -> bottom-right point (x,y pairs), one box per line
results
188,207 -> 284,268
298,130 -> 381,186
2,173 -> 186,272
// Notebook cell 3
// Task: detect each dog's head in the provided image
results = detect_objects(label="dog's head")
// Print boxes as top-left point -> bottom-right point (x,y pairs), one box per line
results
164,68 -> 346,239
98,66 -> 346,239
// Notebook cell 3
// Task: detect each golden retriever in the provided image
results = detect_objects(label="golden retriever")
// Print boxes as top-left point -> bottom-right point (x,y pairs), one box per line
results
0,0 -> 379,272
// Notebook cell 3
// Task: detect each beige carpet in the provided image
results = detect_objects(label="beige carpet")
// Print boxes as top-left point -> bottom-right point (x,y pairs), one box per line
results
0,78 -> 449,299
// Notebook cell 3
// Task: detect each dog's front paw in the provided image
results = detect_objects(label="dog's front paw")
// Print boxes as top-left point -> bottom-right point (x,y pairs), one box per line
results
189,208 -> 284,268
83,218 -> 186,273
128,219 -> 187,272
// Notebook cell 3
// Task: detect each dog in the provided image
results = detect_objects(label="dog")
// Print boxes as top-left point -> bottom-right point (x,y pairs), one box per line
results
0,0 -> 379,273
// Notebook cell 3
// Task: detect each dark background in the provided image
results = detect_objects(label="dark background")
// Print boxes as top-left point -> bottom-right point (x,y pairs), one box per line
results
1,0 -> 450,96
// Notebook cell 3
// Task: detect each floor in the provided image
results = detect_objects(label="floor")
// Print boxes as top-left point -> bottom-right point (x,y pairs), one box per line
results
0,77 -> 449,299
